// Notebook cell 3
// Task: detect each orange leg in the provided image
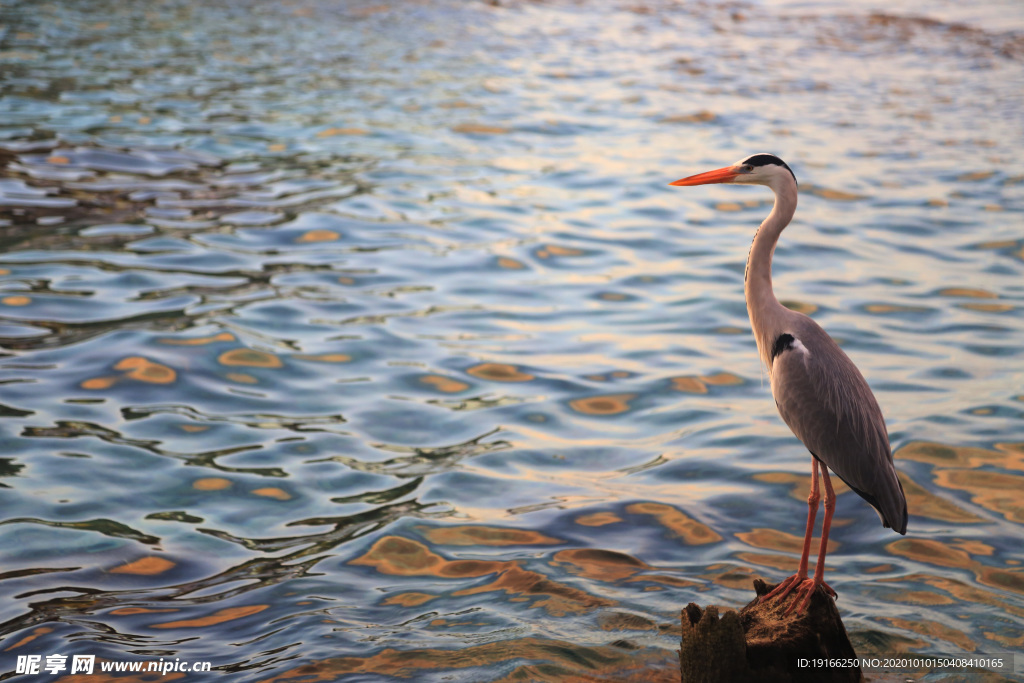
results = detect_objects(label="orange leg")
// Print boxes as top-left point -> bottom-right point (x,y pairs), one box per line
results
786,463 -> 838,614
760,457 -> 820,604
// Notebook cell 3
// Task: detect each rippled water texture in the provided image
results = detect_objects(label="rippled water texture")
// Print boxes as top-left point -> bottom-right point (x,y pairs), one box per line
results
2,0 -> 1023,680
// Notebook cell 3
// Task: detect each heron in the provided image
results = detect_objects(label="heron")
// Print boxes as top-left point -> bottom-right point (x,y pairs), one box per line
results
670,153 -> 908,613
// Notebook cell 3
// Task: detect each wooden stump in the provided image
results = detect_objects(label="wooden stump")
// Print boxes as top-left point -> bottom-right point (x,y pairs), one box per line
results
679,579 -> 862,683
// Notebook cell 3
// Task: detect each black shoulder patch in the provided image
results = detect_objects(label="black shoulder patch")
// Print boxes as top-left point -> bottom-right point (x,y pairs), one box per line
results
744,153 -> 797,184
770,333 -> 795,362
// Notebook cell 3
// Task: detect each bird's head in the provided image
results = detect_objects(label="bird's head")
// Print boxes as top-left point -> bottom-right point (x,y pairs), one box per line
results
670,153 -> 797,191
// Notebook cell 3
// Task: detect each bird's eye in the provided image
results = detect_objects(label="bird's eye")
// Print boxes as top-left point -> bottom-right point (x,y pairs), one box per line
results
742,165 -> 753,173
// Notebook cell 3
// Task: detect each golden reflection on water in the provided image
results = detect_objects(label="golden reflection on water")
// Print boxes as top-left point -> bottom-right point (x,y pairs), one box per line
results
669,376 -> 707,394
959,302 -> 1015,313
888,590 -> 955,606
218,348 -> 283,368
316,127 -> 369,137
934,469 -> 1024,522
882,573 -> 1024,620
985,630 -> 1024,650
575,512 -> 623,527
624,502 -> 722,544
938,287 -> 998,298
661,110 -> 717,124
536,243 -> 585,259
569,393 -> 636,415
80,356 -> 179,389
451,123 -> 510,135
895,441 -> 1024,471
956,170 -> 996,182
886,539 -> 1024,596
80,376 -> 118,390
898,472 -> 983,523
296,228 -> 340,243
419,374 -> 471,393
109,557 -> 175,576
887,538 -> 973,569
632,573 -> 702,591
192,477 -> 231,491
252,487 -> 291,501
350,536 -> 506,579
752,471 -> 850,501
417,525 -> 561,546
975,239 -> 1019,250
596,611 -> 658,632
889,442 -> 1024,527
152,604 -> 268,629
701,372 -> 744,386
349,536 -> 688,617
496,256 -> 526,270
453,564 -> 615,616
734,551 -> 821,573
382,592 -> 437,607
465,362 -> 534,382
552,549 -> 649,582
699,563 -> 761,591
950,539 -> 995,556
115,356 -> 176,383
736,528 -> 839,555
585,372 -> 624,382
3,627 -> 54,652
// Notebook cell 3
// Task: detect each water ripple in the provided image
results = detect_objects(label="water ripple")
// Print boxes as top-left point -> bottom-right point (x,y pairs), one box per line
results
1,0 -> 1023,680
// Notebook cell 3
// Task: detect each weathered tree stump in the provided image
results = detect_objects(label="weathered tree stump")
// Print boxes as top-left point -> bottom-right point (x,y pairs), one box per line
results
680,578 -> 862,683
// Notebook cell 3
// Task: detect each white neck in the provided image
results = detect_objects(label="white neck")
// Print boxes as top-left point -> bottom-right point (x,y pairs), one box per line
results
744,177 -> 799,370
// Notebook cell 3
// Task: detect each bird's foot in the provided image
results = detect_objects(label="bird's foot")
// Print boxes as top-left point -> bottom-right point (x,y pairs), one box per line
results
759,573 -> 804,604
759,574 -> 836,613
783,577 -> 837,615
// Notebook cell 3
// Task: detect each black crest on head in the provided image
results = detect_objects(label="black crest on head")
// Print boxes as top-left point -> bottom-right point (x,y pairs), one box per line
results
743,153 -> 797,183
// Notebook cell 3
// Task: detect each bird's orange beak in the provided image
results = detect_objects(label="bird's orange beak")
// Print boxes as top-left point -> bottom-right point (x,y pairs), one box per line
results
669,166 -> 739,186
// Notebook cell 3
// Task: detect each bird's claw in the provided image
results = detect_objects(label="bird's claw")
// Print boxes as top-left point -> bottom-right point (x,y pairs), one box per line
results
760,574 -> 836,614
759,573 -> 803,604
784,578 -> 836,615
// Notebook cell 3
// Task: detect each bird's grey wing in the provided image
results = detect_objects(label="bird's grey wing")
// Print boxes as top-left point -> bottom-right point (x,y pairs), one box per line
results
769,328 -> 907,534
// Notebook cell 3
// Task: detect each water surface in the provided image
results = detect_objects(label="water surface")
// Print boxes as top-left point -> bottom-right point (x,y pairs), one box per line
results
1,0 -> 1023,680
